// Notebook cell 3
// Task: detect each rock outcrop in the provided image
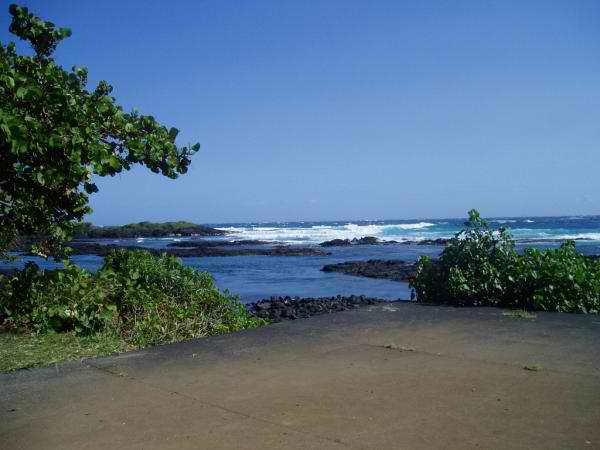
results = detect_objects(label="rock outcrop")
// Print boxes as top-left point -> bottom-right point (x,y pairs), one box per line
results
248,295 -> 385,322
64,242 -> 329,257
321,259 -> 417,282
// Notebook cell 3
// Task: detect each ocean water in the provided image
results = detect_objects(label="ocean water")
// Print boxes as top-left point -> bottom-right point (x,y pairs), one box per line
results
5,216 -> 600,303
213,216 -> 600,245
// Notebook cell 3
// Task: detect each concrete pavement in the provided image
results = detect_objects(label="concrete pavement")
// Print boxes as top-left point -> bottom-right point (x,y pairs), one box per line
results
1,303 -> 599,450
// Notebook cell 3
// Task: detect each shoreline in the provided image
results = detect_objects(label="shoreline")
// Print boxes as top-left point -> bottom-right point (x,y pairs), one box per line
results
247,296 -> 392,322
10,234 -> 600,260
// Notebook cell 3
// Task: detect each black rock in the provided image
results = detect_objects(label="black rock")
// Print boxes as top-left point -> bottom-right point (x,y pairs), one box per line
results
255,302 -> 271,311
351,236 -> 380,245
247,295 -> 384,322
167,239 -> 273,248
417,238 -> 450,246
321,259 -> 418,282
319,236 -> 402,247
63,242 -> 330,258
320,239 -> 352,247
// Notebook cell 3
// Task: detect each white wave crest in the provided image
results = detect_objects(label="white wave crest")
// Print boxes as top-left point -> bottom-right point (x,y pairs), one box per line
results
548,233 -> 600,241
514,231 -> 600,242
220,222 -> 438,244
395,222 -> 436,230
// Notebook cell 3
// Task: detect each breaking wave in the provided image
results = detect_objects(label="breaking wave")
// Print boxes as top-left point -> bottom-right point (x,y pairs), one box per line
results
207,216 -> 600,245
219,222 -> 437,244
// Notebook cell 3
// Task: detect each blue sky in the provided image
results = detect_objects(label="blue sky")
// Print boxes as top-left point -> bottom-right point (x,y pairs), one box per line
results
2,1 -> 600,224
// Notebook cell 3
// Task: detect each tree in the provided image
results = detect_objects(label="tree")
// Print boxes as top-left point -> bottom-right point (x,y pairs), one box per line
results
0,4 -> 199,257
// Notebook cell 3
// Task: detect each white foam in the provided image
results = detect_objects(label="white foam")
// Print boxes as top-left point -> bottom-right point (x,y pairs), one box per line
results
394,222 -> 436,230
548,233 -> 600,241
220,222 -> 438,244
214,221 -> 600,245
513,231 -> 600,241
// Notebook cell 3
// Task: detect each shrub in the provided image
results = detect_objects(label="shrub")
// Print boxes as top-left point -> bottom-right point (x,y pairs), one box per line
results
102,249 -> 264,346
0,261 -> 117,334
411,210 -> 600,313
412,209 -> 517,306
508,242 -> 600,313
0,250 -> 265,346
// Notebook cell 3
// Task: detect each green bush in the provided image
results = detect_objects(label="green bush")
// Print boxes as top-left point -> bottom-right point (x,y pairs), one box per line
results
412,210 -> 517,306
508,242 -> 600,313
0,250 -> 264,346
0,261 -> 117,334
102,249 -> 264,346
411,210 -> 600,313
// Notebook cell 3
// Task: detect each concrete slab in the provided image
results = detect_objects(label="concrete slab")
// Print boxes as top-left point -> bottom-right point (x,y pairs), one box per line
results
1,303 -> 599,450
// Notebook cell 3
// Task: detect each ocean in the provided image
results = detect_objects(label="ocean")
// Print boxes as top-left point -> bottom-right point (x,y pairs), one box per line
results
5,216 -> 600,303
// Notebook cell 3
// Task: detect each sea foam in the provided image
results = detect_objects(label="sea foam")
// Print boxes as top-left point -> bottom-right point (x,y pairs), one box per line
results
220,222 -> 437,244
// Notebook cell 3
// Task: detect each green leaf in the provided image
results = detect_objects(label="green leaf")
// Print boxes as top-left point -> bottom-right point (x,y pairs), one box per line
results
0,4 -> 198,260
16,86 -> 27,98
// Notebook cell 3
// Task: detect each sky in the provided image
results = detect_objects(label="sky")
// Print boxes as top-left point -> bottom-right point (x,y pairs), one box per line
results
2,1 -> 600,224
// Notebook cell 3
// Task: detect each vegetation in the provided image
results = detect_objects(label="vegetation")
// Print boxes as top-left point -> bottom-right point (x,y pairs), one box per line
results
102,250 -> 263,346
411,210 -> 600,313
0,330 -> 127,372
0,4 -> 199,258
73,221 -> 226,239
0,6 -> 267,372
0,249 -> 265,353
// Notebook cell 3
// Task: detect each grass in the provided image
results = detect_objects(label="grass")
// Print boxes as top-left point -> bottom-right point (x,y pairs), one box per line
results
0,329 -> 130,372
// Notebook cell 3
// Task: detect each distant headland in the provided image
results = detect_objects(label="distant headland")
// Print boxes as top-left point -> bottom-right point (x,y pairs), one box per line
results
73,221 -> 228,239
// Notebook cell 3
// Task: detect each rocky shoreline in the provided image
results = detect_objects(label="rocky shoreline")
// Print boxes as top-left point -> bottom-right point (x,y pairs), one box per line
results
319,237 -> 450,247
74,222 -> 228,239
321,259 -> 418,282
319,236 -> 600,247
247,295 -> 386,322
167,240 -> 273,248
63,241 -> 329,257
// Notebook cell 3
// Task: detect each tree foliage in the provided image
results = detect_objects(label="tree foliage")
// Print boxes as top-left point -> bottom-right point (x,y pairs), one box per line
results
411,209 -> 600,313
0,4 -> 199,257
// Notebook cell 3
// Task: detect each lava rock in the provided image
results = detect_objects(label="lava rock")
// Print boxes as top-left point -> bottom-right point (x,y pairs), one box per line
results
248,296 -> 384,322
64,242 -> 330,257
417,238 -> 450,246
167,239 -> 273,248
321,259 -> 418,282
351,236 -> 380,245
320,239 -> 352,247
319,236 -> 403,247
